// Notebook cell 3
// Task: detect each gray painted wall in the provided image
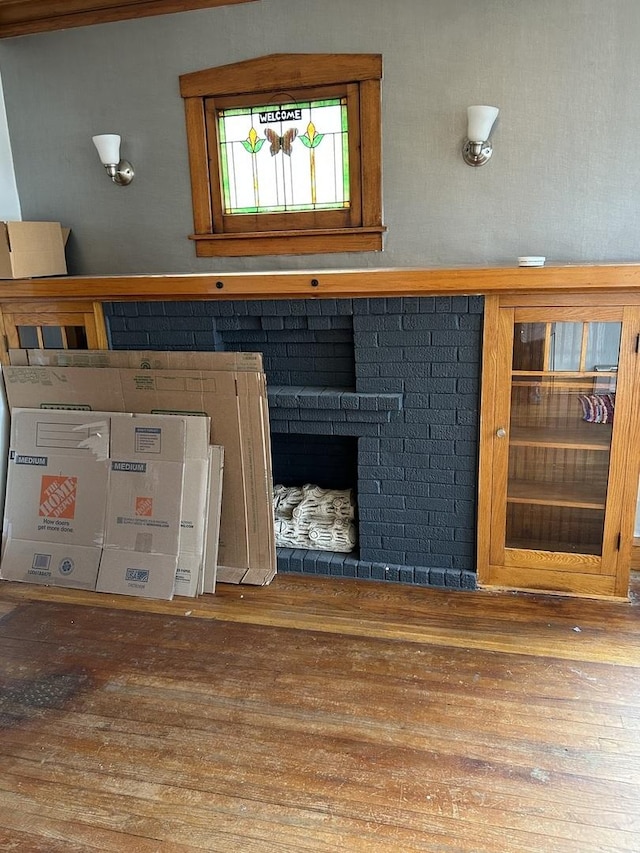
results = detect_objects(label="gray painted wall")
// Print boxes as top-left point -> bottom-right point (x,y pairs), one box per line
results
0,0 -> 638,275
0,72 -> 20,220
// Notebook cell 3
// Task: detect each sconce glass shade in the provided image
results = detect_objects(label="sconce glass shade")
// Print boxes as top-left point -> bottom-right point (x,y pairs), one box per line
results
92,133 -> 121,165
463,105 -> 499,166
466,106 -> 499,143
92,133 -> 134,185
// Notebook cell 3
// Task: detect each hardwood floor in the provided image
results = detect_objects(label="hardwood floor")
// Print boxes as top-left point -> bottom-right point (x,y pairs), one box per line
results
0,574 -> 639,852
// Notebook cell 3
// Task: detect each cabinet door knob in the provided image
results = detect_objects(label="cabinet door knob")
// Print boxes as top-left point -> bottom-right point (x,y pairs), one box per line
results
496,427 -> 507,438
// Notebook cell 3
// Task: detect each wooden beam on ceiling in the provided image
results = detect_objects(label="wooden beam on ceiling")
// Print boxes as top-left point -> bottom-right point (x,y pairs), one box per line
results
0,0 -> 257,39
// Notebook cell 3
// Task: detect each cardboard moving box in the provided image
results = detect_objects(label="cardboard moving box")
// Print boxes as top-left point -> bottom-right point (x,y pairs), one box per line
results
0,221 -> 68,279
2,357 -> 276,585
1,409 -> 111,590
97,414 -> 188,601
0,408 -> 219,599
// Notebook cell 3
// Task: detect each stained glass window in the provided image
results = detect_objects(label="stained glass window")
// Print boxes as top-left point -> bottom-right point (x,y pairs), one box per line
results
218,98 -> 349,215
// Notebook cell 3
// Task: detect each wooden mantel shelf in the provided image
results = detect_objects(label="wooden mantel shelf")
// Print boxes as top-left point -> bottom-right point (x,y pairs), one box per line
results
2,264 -> 640,302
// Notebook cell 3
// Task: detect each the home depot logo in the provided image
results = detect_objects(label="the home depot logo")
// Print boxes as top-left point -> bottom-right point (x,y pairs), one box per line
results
136,496 -> 153,517
39,475 -> 77,519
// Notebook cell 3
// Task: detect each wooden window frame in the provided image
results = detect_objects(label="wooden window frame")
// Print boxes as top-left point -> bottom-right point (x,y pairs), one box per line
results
180,54 -> 385,257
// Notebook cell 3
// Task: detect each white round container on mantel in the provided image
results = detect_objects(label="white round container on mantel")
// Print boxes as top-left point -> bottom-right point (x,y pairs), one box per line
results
517,256 -> 546,267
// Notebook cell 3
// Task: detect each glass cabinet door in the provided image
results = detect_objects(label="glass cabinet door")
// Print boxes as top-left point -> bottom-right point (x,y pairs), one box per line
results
506,318 -> 620,556
479,299 -> 640,598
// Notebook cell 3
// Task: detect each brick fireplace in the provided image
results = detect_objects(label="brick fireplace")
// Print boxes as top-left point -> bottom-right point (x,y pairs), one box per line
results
103,295 -> 482,589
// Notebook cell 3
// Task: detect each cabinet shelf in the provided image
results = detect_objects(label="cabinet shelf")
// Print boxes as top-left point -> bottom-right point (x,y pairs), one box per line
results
509,424 -> 612,451
506,539 -> 601,556
507,479 -> 606,510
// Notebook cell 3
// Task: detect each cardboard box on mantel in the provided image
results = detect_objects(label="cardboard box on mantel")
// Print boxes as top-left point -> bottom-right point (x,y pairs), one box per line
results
0,221 -> 69,279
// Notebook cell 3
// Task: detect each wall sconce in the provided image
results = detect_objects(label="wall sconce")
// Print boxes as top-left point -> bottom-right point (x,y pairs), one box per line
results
92,134 -> 134,186
462,105 -> 499,166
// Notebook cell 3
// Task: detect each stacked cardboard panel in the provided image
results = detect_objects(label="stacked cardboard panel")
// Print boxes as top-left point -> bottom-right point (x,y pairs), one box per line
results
3,349 -> 276,587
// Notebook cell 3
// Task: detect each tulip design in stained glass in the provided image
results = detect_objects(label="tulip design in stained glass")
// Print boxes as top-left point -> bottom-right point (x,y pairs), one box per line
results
218,98 -> 349,214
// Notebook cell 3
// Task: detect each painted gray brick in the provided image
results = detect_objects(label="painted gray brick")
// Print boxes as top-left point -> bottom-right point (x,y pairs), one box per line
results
356,562 -> 372,578
359,508 -> 382,522
405,346 -> 458,362
456,411 -> 479,425
405,410 -> 455,425
260,317 -> 285,330
382,566 -> 401,582
283,316 -> 308,329
432,362 -> 479,378
357,378 -> 405,393
314,553 -> 334,575
300,409 -> 345,421
110,332 -> 150,348
319,299 -> 339,315
358,494 -> 404,510
149,332 -> 195,347
456,378 -> 479,395
444,570 -> 463,588
402,314 -> 436,331
353,331 -> 379,347
307,316 -> 334,330
458,346 -> 481,362
193,333 -> 218,349
454,470 -> 477,486
380,298 -> 404,313
128,316 -> 172,331
353,315 -> 403,331
454,440 -> 478,457
333,422 -> 380,436
289,422 -> 332,435
368,522 -> 404,538
378,330 -> 428,347
428,568 -> 446,587
404,468 -> 456,485
164,302 -> 194,316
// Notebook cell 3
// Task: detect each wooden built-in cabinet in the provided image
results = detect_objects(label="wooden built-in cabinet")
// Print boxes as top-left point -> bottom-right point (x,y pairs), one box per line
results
478,293 -> 640,599
0,300 -> 107,363
1,267 -> 640,598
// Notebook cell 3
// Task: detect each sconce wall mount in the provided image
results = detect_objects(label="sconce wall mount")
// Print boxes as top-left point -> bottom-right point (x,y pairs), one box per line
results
92,134 -> 134,186
462,105 -> 499,167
